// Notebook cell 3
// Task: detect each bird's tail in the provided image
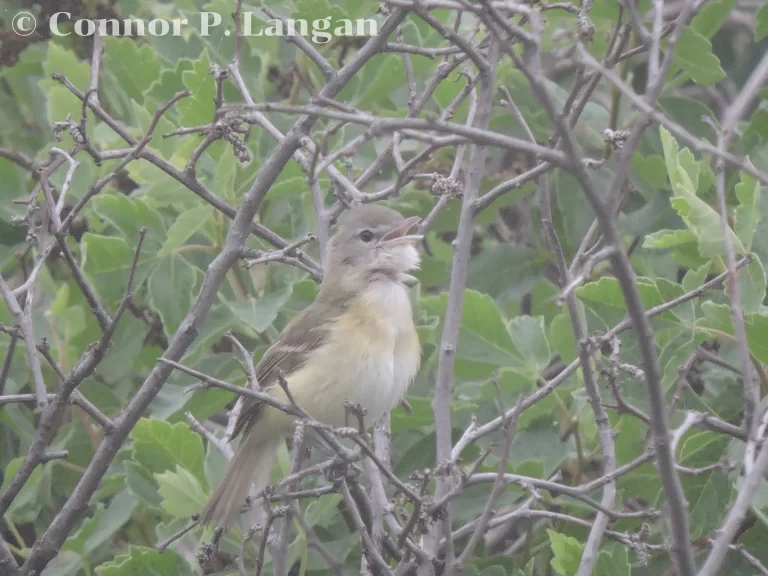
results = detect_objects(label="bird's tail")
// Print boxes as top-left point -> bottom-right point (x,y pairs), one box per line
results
199,424 -> 281,530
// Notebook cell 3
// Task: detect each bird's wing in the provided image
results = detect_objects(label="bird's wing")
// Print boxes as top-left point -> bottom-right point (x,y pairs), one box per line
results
229,300 -> 344,440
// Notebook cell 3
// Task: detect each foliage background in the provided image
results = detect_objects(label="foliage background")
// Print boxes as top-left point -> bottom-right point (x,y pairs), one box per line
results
1,0 -> 768,575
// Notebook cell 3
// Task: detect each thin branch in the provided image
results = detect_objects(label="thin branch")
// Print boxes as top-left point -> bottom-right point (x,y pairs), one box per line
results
714,50 -> 768,447
0,534 -> 18,575
262,7 -> 337,82
697,419 -> 768,576
0,276 -> 47,409
48,147 -> 79,216
186,412 -> 232,459
413,8 -> 489,72
339,479 -> 394,576
0,334 -> 18,396
428,39 -> 501,569
56,89 -> 190,235
454,395 -> 519,571
575,46 -> 768,187
0,149 -> 37,173
52,74 -> 322,277
290,501 -> 344,574
88,31 -> 103,106
366,414 -> 392,568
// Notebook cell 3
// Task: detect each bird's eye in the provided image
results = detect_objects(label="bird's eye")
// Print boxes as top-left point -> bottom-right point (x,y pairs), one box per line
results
359,229 -> 374,243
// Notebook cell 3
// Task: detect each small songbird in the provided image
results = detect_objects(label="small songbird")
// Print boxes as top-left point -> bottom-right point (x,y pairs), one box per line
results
199,204 -> 423,529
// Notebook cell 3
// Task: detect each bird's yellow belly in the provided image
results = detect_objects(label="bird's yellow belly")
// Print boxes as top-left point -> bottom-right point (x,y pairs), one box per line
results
266,283 -> 420,432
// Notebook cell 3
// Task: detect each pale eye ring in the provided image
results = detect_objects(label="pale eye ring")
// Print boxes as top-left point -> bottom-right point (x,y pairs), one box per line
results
359,229 -> 374,242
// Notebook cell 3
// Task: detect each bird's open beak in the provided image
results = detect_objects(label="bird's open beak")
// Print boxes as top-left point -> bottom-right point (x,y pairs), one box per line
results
380,216 -> 423,246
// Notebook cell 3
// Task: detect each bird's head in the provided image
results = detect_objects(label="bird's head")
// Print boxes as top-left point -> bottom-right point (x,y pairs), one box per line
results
325,204 -> 422,287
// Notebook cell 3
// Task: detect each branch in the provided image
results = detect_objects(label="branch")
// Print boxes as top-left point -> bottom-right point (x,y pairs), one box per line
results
453,393 -> 519,571
51,74 -> 322,278
0,534 -> 18,575
714,50 -> 768,447
0,334 -> 18,397
223,103 -> 568,166
339,479 -> 394,576
697,409 -> 768,576
427,39 -> 501,569
366,414 -> 392,570
0,275 -> 47,409
575,46 -> 768,187
186,412 -> 232,459
261,7 -> 337,82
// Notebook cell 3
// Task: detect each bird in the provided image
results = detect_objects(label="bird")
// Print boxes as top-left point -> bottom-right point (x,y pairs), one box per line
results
199,203 -> 424,530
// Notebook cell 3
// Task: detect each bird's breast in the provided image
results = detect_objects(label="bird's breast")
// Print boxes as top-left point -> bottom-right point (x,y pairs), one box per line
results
286,281 -> 420,428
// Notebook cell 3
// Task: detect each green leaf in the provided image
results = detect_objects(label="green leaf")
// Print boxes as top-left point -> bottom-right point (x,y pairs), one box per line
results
660,96 -> 719,142
1,457 -> 43,523
673,27 -> 725,85
215,146 -> 238,202
267,175 -> 309,199
148,255 -> 197,337
700,303 -> 768,364
756,3 -> 768,41
103,37 -> 161,102
156,465 -> 208,517
124,460 -> 162,507
130,418 -> 206,485
590,0 -> 649,20
466,244 -> 544,305
507,316 -> 551,376
478,568 -> 507,576
660,126 -> 745,258
547,529 -> 583,576
158,205 -> 213,257
632,153 -> 668,189
146,61 -> 193,104
62,490 -> 136,559
549,309 -> 578,363
555,168 -> 613,256
734,170 -> 761,252
304,494 -> 343,528
421,290 -> 522,368
81,234 -> 153,303
391,396 -> 437,431
577,276 -> 664,310
745,102 -> 768,142
81,234 -> 135,274
689,469 -> 731,538
594,545 -> 630,576
677,147 -> 701,191
40,43 -> 91,126
181,49 -> 215,126
692,0 -> 737,38
680,432 -> 731,539
509,420 -> 570,473
97,314 -> 149,385
357,55 -> 405,108
540,77 -> 608,152
225,287 -> 293,334
96,546 -> 190,576
683,262 -> 713,293
90,193 -> 166,251
643,228 -> 698,250
291,0 -> 348,23
725,256 -> 766,316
